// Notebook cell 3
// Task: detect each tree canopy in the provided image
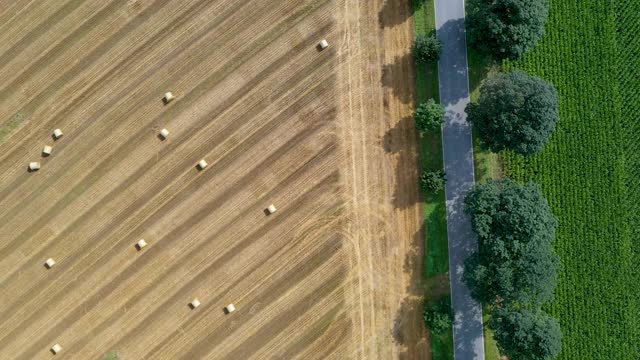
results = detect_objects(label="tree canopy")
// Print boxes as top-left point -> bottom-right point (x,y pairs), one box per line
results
415,99 -> 445,133
420,170 -> 446,194
413,34 -> 443,64
466,0 -> 550,60
490,307 -> 562,360
466,70 -> 559,156
423,298 -> 454,335
463,179 -> 559,306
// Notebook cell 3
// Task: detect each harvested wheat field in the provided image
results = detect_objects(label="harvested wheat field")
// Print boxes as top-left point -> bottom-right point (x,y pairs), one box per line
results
0,0 -> 425,359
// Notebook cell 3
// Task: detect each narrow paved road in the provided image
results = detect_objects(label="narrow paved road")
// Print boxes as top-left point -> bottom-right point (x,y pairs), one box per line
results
434,0 -> 486,359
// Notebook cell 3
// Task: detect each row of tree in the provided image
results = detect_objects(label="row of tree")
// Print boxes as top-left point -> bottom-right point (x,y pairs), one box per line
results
464,1 -> 563,360
464,180 -> 562,360
414,1 -> 565,359
416,67 -> 561,195
416,0 -> 551,62
412,39 -> 447,192
467,0 -> 559,155
412,0 -> 559,191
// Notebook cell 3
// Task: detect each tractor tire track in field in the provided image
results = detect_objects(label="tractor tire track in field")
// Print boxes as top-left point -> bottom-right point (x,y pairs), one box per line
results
0,0 -> 116,94
0,72 -> 335,346
140,203 -> 345,358
0,0 -> 87,80
0,0 -> 323,264
20,172 -> 341,359
0,0 -> 330,236
0,23 -> 336,300
0,0 -> 318,300
0,0 -> 232,164
0,0 -> 425,358
35,122 -> 336,338
0,0 -> 39,34
4,0 -> 320,246
0,0 -> 241,174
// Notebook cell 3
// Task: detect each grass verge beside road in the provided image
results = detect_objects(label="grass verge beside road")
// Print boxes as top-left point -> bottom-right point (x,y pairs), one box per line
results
467,47 -> 501,185
466,26 -> 503,360
430,295 -> 455,360
414,0 -> 446,281
482,310 -> 501,360
413,0 -> 453,359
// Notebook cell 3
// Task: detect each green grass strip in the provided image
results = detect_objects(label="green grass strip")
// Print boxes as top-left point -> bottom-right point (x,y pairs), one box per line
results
430,295 -> 455,360
413,0 -> 448,279
413,1 -> 453,359
482,308 -> 501,359
413,0 -> 439,102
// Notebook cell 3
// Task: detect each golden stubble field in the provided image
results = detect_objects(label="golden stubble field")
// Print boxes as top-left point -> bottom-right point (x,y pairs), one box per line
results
0,0 -> 426,359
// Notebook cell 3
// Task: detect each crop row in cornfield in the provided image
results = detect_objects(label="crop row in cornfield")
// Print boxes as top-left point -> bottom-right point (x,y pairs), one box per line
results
614,3 -> 640,357
503,0 -> 639,358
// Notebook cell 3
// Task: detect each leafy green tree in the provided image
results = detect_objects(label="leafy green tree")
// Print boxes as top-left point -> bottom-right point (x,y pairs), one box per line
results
466,0 -> 550,60
466,70 -> 559,156
420,170 -> 446,194
423,298 -> 454,335
490,307 -> 562,360
415,99 -> 445,133
413,35 -> 443,64
463,179 -> 559,306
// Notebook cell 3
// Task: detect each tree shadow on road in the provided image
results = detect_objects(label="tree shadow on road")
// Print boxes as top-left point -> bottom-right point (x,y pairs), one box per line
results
436,18 -> 472,106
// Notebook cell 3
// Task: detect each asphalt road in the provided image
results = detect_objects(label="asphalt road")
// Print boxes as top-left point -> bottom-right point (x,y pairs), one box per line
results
434,0 -> 486,359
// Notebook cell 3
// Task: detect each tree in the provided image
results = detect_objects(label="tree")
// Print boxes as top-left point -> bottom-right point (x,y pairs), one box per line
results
423,298 -> 454,335
420,170 -> 446,194
466,0 -> 550,60
466,70 -> 559,156
413,34 -> 443,64
490,307 -> 562,360
415,99 -> 445,133
463,179 -> 559,306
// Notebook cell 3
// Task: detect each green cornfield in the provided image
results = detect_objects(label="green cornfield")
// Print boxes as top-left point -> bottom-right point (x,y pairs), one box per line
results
615,5 -> 640,352
502,0 -> 640,359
